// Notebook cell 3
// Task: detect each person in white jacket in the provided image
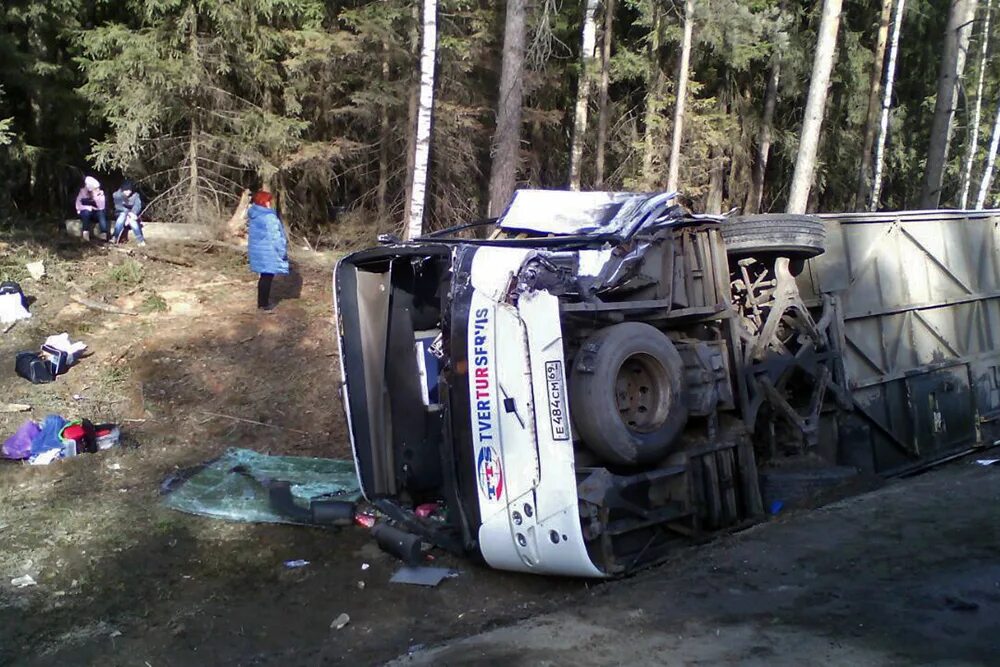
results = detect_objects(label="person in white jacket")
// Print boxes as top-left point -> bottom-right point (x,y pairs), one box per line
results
74,176 -> 108,242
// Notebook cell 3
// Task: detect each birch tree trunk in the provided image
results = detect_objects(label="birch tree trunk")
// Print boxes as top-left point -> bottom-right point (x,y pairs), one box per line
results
787,0 -> 843,214
595,0 -> 615,189
747,61 -> 780,214
666,0 -> 694,194
976,102 -> 1000,208
406,0 -> 437,240
641,5 -> 662,188
920,0 -> 978,209
568,0 -> 600,190
960,0 -> 993,208
870,0 -> 906,211
854,0 -> 893,211
403,3 -> 421,227
487,0 -> 528,217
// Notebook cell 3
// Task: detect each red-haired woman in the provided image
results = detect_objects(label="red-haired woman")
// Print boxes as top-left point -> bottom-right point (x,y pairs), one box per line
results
247,190 -> 288,311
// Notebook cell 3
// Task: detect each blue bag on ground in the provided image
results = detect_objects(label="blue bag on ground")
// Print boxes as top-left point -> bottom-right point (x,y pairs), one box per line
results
31,415 -> 66,456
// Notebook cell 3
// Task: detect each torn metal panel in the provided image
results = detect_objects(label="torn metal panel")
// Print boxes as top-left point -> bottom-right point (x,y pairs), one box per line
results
497,189 -> 682,238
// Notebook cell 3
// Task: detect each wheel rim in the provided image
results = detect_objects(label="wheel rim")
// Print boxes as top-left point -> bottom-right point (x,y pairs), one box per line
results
614,353 -> 672,433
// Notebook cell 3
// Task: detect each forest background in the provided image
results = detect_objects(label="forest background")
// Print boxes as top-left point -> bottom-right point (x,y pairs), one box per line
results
1,0 -> 997,243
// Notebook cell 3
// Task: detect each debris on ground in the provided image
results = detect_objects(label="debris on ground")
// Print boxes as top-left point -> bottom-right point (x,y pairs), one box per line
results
372,523 -> 424,564
26,261 -> 45,281
389,566 -> 458,587
330,613 -> 350,630
0,403 -> 31,413
0,281 -> 31,327
414,503 -> 439,518
3,416 -> 119,464
354,510 -> 377,529
161,448 -> 359,524
14,332 -> 87,384
974,459 -> 1000,466
284,559 -> 310,569
11,575 -> 37,588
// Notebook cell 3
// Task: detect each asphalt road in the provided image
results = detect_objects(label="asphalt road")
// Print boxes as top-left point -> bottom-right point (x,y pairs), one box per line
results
392,460 -> 1000,666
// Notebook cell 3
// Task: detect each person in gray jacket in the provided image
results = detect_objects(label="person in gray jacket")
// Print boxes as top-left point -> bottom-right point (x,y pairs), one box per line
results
112,180 -> 146,246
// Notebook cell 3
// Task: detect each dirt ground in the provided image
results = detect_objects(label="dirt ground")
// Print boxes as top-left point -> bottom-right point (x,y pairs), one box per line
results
0,234 -> 582,666
1,233 -> 998,666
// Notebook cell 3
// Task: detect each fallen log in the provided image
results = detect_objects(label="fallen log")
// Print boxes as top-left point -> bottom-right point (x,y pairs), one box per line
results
143,252 -> 194,268
70,294 -> 138,316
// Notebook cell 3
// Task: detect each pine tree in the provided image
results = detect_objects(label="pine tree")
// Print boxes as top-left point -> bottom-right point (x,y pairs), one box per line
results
787,0 -> 843,214
78,0 -> 328,224
920,0 -> 978,208
488,0 -> 528,216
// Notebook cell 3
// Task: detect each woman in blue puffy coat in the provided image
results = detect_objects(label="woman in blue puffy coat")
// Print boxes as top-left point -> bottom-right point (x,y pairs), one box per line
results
247,190 -> 289,311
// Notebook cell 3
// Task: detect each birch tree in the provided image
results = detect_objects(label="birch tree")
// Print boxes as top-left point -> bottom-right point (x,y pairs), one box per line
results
406,0 -> 438,239
976,102 -> 1000,208
487,0 -> 528,216
594,0 -> 615,189
568,0 -> 600,190
666,0 -> 695,194
786,0 -> 843,214
920,0 -> 978,209
870,0 -> 906,211
960,0 -> 993,209
854,0 -> 893,211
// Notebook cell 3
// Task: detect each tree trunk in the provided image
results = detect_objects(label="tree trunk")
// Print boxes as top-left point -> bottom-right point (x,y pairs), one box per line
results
377,40 -> 391,222
406,0 -> 437,240
595,0 -> 615,189
920,0 -> 978,209
666,0 -> 695,194
487,0 -> 528,217
403,3 -> 421,226
854,0 -> 893,211
641,5 -> 662,188
942,0 -> 977,171
747,61 -> 780,214
870,0 -> 906,211
568,0 -> 600,190
188,12 -> 200,225
706,148 -> 725,214
786,0 -> 843,214
960,0 -> 993,208
976,101 -> 1000,208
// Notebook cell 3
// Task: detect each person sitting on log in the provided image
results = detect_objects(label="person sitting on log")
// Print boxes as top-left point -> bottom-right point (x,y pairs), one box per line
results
112,179 -> 146,247
74,176 -> 108,242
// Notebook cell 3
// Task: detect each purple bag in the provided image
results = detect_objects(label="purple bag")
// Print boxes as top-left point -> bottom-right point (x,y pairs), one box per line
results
3,420 -> 40,460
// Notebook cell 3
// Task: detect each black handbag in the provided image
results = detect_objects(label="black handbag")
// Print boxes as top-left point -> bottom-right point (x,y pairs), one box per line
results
15,351 -> 54,384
